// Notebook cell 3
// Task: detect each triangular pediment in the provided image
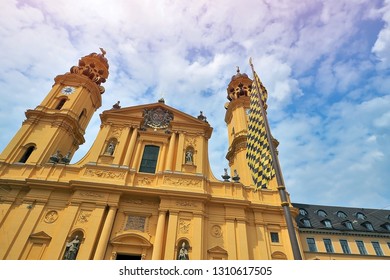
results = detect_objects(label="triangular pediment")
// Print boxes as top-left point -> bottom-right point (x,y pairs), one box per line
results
29,231 -> 52,241
101,102 -> 212,134
207,245 -> 227,254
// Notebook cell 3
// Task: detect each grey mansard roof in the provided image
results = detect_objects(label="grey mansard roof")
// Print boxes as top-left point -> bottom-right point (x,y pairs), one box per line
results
292,203 -> 390,234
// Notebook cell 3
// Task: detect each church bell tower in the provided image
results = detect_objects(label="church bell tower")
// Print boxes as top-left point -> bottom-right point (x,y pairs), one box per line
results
0,49 -> 109,165
224,67 -> 253,186
224,67 -> 278,188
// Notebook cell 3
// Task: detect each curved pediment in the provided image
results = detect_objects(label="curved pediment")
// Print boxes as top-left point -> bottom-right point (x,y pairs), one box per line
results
271,251 -> 287,260
111,233 -> 152,248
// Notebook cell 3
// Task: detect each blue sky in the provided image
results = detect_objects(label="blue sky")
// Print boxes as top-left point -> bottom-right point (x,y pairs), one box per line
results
0,0 -> 390,210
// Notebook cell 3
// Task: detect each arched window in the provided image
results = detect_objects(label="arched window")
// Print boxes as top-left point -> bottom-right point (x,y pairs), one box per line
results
316,210 -> 327,217
139,145 -> 160,173
355,212 -> 366,220
301,218 -> 312,228
323,219 -> 332,228
363,222 -> 374,231
343,220 -> 354,230
382,223 -> 390,231
19,145 -> 35,163
79,108 -> 86,121
299,209 -> 308,216
55,99 -> 67,110
336,211 -> 347,219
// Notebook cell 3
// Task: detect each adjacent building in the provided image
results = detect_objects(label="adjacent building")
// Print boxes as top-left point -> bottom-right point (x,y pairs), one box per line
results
294,203 -> 390,260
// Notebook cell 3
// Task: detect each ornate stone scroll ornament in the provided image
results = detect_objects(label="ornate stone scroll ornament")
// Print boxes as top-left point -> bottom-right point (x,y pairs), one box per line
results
141,107 -> 173,130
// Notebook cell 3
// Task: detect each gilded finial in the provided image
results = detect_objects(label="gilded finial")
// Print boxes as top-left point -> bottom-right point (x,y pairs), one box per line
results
99,47 -> 106,57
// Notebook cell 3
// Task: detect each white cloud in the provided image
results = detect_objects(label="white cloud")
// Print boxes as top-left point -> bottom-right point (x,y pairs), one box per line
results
372,0 -> 390,68
277,95 -> 390,208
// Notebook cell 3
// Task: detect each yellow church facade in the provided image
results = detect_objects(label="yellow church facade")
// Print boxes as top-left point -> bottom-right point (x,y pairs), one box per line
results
0,50 -> 302,260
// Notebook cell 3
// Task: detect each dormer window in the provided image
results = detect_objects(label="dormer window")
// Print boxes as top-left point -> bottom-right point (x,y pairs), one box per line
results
382,223 -> 390,231
356,212 -> 366,220
301,218 -> 312,228
299,209 -> 308,216
362,222 -> 374,231
323,219 -> 332,228
336,211 -> 347,219
316,210 -> 327,217
343,221 -> 354,230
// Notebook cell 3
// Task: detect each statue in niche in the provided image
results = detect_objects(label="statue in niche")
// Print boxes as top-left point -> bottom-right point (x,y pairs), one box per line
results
63,235 -> 80,260
177,241 -> 189,260
185,149 -> 193,164
106,141 -> 115,155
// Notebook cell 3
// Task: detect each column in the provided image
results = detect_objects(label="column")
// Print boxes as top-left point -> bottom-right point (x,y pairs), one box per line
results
45,203 -> 79,260
157,143 -> 167,172
123,127 -> 138,167
191,214 -> 204,259
130,140 -> 142,170
175,133 -> 185,171
236,219 -> 249,259
225,218 -> 237,260
165,133 -> 176,171
5,202 -> 45,260
93,206 -> 117,260
151,210 -> 167,260
163,211 -> 178,259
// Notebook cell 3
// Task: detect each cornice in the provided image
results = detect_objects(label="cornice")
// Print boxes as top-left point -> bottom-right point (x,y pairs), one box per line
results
224,96 -> 250,124
226,134 -> 247,164
298,227 -> 390,238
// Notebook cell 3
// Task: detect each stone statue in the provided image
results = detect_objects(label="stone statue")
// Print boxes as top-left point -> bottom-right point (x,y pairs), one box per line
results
64,235 -> 80,260
177,242 -> 189,260
106,141 -> 115,155
185,150 -> 193,164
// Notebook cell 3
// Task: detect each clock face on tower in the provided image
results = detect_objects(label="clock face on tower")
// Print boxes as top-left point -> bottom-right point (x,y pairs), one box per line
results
61,86 -> 76,95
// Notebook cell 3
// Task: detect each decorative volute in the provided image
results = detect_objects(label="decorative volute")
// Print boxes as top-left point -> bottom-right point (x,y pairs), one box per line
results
69,48 -> 109,94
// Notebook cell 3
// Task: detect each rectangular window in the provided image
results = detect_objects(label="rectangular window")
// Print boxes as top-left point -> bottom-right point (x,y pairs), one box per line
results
340,240 -> 351,254
139,145 -> 160,173
270,232 -> 279,243
307,238 -> 317,252
323,239 -> 334,253
372,242 -> 384,256
356,240 -> 367,255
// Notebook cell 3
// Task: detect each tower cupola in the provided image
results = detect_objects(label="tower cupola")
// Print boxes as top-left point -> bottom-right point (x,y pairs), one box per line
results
69,48 -> 109,94
226,67 -> 252,101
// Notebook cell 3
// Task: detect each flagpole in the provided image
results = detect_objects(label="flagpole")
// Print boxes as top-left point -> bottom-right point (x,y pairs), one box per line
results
249,58 -> 302,260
